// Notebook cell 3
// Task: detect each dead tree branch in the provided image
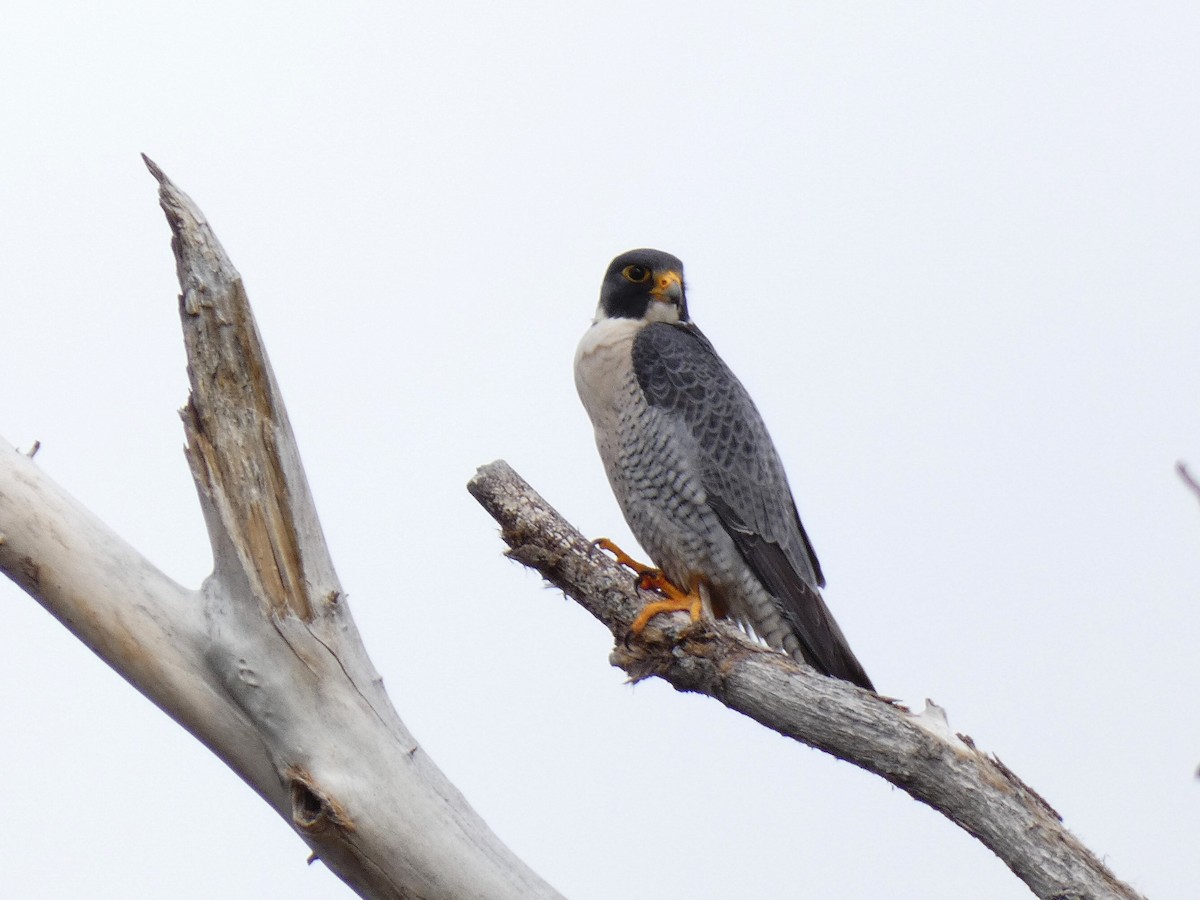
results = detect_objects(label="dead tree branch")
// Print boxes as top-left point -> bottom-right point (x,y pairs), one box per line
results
468,459 -> 1144,900
0,161 -> 562,900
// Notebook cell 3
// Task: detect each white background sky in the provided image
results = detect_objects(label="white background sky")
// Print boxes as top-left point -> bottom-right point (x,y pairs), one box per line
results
2,3 -> 1198,898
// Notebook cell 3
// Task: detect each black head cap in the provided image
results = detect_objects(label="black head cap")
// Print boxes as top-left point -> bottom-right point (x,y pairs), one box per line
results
599,248 -> 688,322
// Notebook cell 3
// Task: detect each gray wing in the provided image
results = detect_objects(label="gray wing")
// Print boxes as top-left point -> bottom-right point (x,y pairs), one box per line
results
631,322 -> 873,690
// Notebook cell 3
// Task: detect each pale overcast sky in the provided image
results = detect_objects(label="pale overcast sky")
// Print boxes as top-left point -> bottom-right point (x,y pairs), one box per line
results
2,3 -> 1198,898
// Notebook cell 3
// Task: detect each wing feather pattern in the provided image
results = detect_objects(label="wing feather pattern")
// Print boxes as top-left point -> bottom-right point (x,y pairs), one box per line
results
632,322 -> 873,690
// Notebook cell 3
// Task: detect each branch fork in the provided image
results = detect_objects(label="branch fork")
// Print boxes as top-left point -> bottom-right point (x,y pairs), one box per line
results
0,161 -> 563,900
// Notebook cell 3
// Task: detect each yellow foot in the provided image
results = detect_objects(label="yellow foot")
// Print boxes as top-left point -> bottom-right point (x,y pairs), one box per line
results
592,537 -> 658,576
591,538 -> 704,635
629,574 -> 704,634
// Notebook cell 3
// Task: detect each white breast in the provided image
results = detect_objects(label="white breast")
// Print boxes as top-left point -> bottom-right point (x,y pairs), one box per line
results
573,315 -> 646,441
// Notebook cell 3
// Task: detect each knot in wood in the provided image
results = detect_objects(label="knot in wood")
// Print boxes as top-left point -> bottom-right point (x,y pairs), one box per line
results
286,767 -> 356,835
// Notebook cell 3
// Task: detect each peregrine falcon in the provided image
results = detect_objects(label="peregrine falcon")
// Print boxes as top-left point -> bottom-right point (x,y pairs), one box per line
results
574,249 -> 874,690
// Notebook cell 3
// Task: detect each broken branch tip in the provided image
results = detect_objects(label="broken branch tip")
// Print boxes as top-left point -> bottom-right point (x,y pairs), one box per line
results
141,153 -> 166,184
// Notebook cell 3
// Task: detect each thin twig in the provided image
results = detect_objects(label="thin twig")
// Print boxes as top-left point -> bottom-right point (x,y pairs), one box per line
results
1177,461 -> 1200,506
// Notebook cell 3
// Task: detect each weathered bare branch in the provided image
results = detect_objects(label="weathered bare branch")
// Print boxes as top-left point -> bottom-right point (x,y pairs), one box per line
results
0,162 -> 563,900
468,459 -> 1144,900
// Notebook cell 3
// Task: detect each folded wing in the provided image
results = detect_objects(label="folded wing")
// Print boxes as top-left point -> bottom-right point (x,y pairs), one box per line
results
632,322 -> 873,690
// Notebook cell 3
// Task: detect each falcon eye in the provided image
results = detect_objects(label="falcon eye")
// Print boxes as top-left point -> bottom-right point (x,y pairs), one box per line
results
622,265 -> 651,283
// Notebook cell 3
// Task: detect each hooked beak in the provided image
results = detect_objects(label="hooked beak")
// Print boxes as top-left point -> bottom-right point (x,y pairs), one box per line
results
648,270 -> 684,305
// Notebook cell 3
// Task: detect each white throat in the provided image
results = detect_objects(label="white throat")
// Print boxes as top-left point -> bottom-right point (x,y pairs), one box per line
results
589,300 -> 682,327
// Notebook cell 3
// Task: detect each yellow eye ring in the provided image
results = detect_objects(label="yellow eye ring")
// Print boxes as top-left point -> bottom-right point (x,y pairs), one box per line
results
622,265 -> 651,283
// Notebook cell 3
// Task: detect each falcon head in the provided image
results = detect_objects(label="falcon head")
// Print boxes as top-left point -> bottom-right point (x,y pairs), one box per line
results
598,248 -> 689,324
